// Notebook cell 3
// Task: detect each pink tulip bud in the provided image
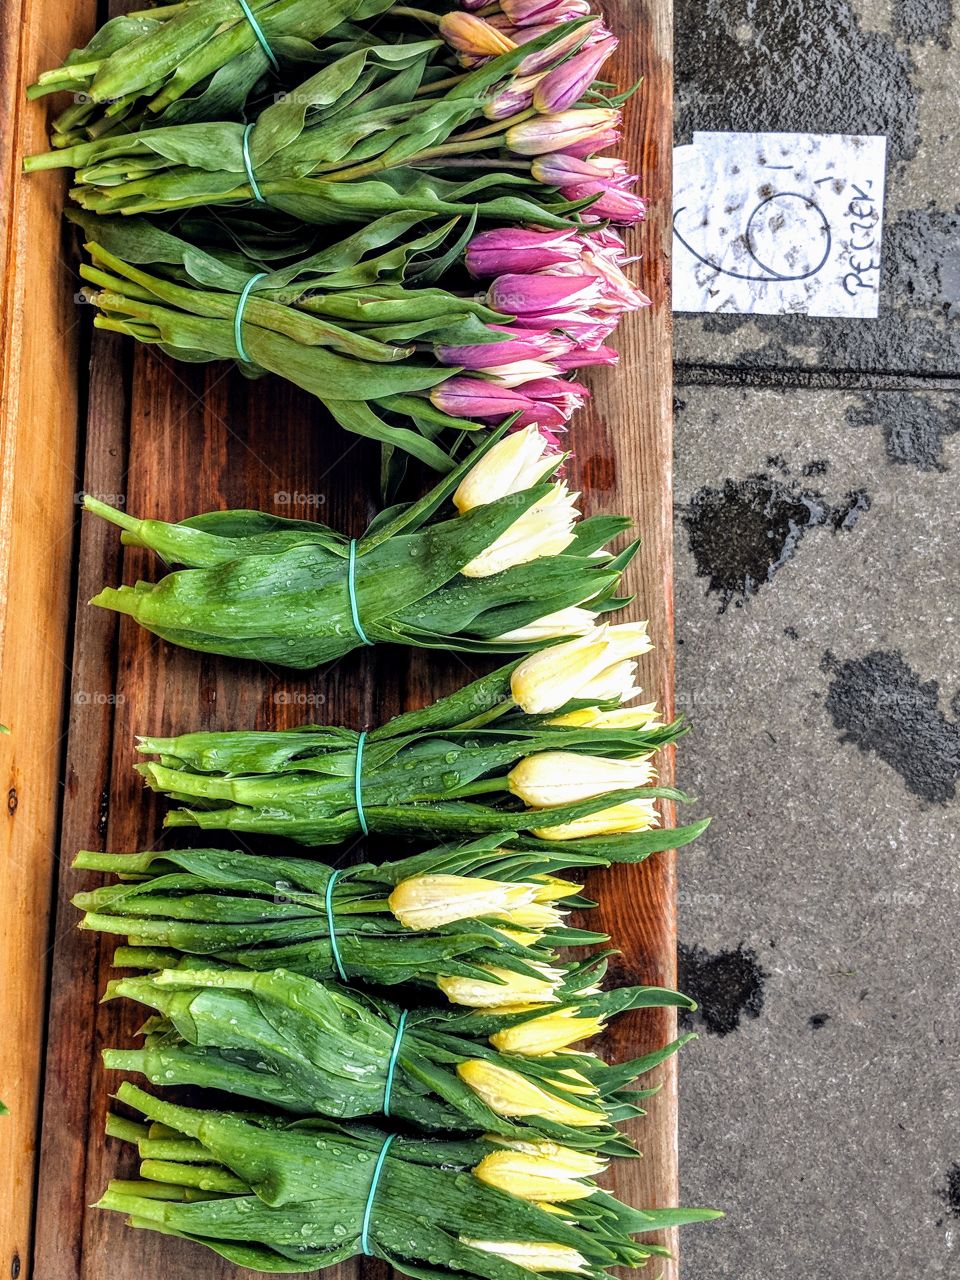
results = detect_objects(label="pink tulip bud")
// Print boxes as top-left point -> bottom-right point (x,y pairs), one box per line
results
502,0 -> 591,25
439,12 -> 517,56
579,186 -> 648,225
431,376 -> 569,430
436,330 -> 571,368
532,152 -> 631,186
517,19 -> 601,75
515,376 -> 590,419
553,343 -> 619,371
460,0 -> 489,8
488,270 -> 604,319
533,36 -> 618,112
466,227 -> 583,277
506,109 -> 620,156
557,127 -> 622,157
483,72 -> 543,121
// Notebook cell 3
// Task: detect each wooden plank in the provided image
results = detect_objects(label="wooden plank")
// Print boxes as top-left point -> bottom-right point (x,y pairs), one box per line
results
28,1 -> 677,1276
0,3 -> 99,1278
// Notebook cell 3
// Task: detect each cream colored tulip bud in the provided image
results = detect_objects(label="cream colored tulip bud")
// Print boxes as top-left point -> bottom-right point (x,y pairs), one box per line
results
454,424 -> 559,513
548,701 -> 661,729
509,621 -> 653,714
461,1239 -> 589,1274
533,797 -> 660,841
490,1007 -> 605,1055
473,1142 -> 606,1202
507,751 -> 656,808
482,360 -> 562,387
437,961 -> 564,1008
388,874 -> 535,930
496,901 -> 565,931
530,875 -> 582,902
495,606 -> 597,645
462,484 -> 579,578
457,1060 -> 606,1126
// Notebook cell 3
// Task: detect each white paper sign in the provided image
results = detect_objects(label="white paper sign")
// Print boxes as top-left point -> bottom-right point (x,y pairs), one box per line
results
672,131 -> 887,317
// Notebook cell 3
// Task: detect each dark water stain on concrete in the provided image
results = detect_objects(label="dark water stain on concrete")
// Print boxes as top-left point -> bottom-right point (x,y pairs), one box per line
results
822,649 -> 960,801
678,943 -> 767,1036
893,0 -> 953,48
808,1013 -> 831,1030
681,473 -> 870,610
939,1163 -> 960,1218
847,391 -> 960,471
676,0 -> 918,161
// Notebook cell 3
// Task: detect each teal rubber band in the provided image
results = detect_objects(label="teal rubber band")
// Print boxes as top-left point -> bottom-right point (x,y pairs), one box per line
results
360,1134 -> 396,1257
324,869 -> 348,982
241,123 -> 266,203
383,1011 -> 408,1118
234,271 -> 267,363
347,540 -> 372,646
354,729 -> 369,836
236,0 -> 280,71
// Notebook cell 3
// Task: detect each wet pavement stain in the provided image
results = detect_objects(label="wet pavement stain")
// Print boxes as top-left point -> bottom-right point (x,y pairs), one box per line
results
678,943 -> 767,1036
847,391 -> 960,471
822,649 -> 960,801
681,473 -> 870,610
939,1163 -> 960,1218
893,0 -> 954,47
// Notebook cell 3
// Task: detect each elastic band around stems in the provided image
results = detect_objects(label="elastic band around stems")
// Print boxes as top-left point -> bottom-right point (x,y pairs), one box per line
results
383,1011 -> 408,1118
354,729 -> 369,836
241,123 -> 266,202
236,0 -> 280,71
324,869 -> 348,982
233,271 -> 267,363
347,539 -> 372,646
360,1134 -> 396,1257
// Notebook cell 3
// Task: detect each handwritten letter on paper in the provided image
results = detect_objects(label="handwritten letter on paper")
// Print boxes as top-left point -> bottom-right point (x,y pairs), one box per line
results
672,132 -> 887,318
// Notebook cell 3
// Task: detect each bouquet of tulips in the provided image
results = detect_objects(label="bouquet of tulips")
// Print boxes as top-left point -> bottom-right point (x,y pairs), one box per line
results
73,215 -> 646,465
100,961 -> 694,1152
127,624 -> 693,844
100,1083 -> 720,1275
27,14 -> 643,229
74,826 -> 707,1000
84,426 -> 639,664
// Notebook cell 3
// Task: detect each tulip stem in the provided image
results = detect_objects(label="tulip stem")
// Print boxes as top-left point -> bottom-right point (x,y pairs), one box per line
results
456,700 -> 516,730
446,777 -> 509,798
414,72 -> 468,96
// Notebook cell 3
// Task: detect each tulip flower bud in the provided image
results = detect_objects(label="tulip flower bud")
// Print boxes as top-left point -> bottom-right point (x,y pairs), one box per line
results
517,18 -> 600,75
506,108 -> 620,156
473,1143 -> 606,1201
461,1239 -> 590,1274
533,36 -> 618,112
438,961 -> 564,1008
559,126 -> 622,157
494,605 -> 596,643
461,483 -> 580,577
388,874 -> 538,930
439,11 -> 517,56
502,0 -> 592,24
547,701 -> 662,728
453,423 -> 560,513
457,1059 -> 605,1125
533,796 -> 660,841
507,751 -> 657,807
490,1007 -> 606,1054
553,344 -> 619,372
488,270 -> 604,320
483,72 -> 544,120
509,621 -> 653,714
466,227 -> 583,278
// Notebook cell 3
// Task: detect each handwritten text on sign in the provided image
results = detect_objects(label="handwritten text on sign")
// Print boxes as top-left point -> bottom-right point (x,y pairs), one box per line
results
672,132 -> 887,318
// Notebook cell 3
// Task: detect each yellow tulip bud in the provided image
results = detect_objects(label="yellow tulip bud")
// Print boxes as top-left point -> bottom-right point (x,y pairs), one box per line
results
457,1059 -> 606,1126
507,750 -> 656,808
548,701 -> 662,729
461,1239 -> 589,1274
473,1142 -> 606,1202
437,962 -> 564,1009
438,11 -> 517,56
533,797 -> 660,841
530,875 -> 582,902
462,484 -> 579,578
495,606 -> 597,644
509,622 -> 653,714
490,1008 -> 605,1055
388,874 -> 535,930
454,424 -> 558,513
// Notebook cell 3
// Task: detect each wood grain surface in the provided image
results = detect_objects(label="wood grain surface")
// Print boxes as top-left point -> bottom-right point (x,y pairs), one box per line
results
6,2 -> 677,1276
